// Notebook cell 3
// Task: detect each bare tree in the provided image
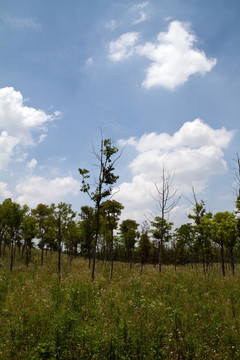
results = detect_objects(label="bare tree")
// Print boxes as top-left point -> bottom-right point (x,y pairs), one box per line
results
151,164 -> 181,272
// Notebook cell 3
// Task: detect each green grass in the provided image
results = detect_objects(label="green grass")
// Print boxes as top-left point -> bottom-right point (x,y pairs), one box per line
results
0,252 -> 240,359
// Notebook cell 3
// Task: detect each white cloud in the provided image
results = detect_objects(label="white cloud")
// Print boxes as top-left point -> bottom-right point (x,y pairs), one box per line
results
0,182 -> 13,200
109,20 -> 217,89
137,2 -> 148,9
27,158 -> 37,169
137,21 -> 217,89
16,175 -> 80,207
0,87 -> 59,169
0,87 -> 58,144
38,134 -> 47,144
1,13 -> 41,31
86,57 -> 93,66
120,119 -> 233,152
133,10 -> 147,25
0,131 -> 19,169
133,2 -> 148,25
114,119 -> 234,224
105,19 -> 116,31
108,32 -> 139,61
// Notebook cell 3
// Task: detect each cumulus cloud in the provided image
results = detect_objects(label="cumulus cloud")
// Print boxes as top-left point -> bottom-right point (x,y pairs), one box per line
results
0,87 -> 58,144
114,119 -> 234,224
16,175 -> 80,207
108,20 -> 217,89
0,87 -> 59,169
26,158 -> 37,169
0,182 -> 13,200
108,32 -> 139,61
0,131 -> 19,169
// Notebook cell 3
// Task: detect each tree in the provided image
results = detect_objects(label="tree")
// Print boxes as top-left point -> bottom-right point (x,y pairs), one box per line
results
119,219 -> 139,269
32,203 -> 54,266
212,212 -> 238,276
65,219 -> 81,266
79,206 -> 96,268
174,223 -> 195,266
101,200 -> 124,279
52,202 -> 76,282
151,216 -> 173,272
0,201 -> 9,257
188,189 -> 212,273
21,214 -> 38,266
2,199 -> 27,271
233,154 -> 240,247
79,138 -> 120,281
152,164 -> 180,272
138,221 -> 151,273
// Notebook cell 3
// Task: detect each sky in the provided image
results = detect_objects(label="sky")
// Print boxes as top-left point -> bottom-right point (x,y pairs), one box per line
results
0,0 -> 240,227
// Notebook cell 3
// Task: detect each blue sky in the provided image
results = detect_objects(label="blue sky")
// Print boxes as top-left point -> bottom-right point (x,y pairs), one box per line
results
0,0 -> 240,226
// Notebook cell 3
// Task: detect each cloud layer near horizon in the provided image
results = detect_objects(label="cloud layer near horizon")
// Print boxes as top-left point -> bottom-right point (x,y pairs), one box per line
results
109,20 -> 217,89
115,119 -> 234,223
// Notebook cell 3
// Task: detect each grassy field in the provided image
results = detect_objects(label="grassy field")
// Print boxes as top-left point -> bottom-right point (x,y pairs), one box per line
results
0,252 -> 240,359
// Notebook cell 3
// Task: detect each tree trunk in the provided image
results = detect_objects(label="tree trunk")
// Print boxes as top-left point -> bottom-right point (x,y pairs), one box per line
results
10,238 -> 14,271
229,248 -> 235,276
92,204 -> 100,282
109,230 -> 114,281
200,239 -> 206,274
158,240 -> 162,273
41,246 -> 44,266
26,244 -> 29,267
220,241 -> 225,277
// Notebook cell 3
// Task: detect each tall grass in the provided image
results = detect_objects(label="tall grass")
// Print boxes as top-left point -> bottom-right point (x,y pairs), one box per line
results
0,251 -> 240,359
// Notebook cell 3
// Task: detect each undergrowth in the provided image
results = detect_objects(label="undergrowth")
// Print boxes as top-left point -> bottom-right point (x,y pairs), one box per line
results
0,252 -> 240,359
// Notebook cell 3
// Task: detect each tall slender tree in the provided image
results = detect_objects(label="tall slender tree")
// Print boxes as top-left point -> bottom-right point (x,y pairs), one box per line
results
138,221 -> 151,273
21,214 -> 38,266
79,138 -> 120,281
152,164 -> 180,272
52,202 -> 76,282
101,200 -> 124,279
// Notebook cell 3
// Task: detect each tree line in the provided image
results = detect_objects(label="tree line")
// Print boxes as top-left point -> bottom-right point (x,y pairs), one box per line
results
1,139 -> 240,280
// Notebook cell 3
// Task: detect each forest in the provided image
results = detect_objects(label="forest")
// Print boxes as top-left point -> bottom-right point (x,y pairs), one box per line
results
1,139 -> 240,359
1,139 -> 240,279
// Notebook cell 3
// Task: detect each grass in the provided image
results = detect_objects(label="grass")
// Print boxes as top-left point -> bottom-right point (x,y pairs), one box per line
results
0,251 -> 240,359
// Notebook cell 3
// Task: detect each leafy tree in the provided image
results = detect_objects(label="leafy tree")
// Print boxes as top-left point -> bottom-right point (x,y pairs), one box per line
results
21,214 -> 38,266
0,201 -> 9,257
119,219 -> 139,269
79,138 -> 120,281
32,203 -> 54,266
174,223 -> 195,265
51,202 -> 76,282
2,199 -> 27,271
212,212 -> 238,276
79,206 -> 96,268
138,221 -> 151,273
151,216 -> 173,272
65,219 -> 81,266
101,200 -> 124,279
188,190 -> 212,273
